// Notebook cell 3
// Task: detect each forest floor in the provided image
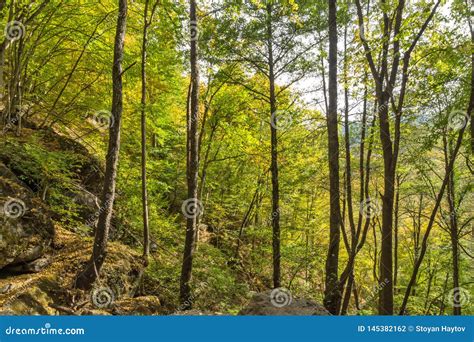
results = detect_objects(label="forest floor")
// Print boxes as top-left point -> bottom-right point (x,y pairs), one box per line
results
0,223 -> 163,315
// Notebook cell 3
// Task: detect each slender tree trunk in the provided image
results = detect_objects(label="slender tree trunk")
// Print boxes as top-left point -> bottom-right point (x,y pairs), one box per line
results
266,3 -> 281,289
443,133 -> 461,315
0,40 -> 6,113
469,12 -> 474,153
339,76 -> 371,315
195,119 -> 218,250
75,0 -> 127,290
180,0 -> 200,307
343,26 -> 356,250
0,2 -> 14,124
354,0 -> 441,315
140,0 -> 154,265
234,180 -> 260,260
9,36 -> 24,134
372,219 -> 379,283
439,271 -> 450,315
423,267 -> 435,312
393,174 -> 400,292
340,272 -> 353,315
323,0 -> 342,315
339,27 -> 355,315
378,88 -> 395,315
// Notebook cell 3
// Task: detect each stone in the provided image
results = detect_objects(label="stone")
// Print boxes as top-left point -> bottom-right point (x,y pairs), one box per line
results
239,289 -> 330,316
6,257 -> 51,273
0,162 -> 54,270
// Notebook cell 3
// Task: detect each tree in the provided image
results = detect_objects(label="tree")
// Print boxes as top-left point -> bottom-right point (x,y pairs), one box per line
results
140,0 -> 159,266
0,0 -> 51,130
219,0 -> 316,289
180,0 -> 200,308
354,0 -> 441,314
443,130 -> 461,315
75,0 -> 127,290
323,0 -> 342,315
266,1 -> 282,289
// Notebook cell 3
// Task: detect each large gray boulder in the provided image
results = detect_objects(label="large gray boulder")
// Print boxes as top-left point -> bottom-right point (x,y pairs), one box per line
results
239,289 -> 330,316
0,162 -> 54,269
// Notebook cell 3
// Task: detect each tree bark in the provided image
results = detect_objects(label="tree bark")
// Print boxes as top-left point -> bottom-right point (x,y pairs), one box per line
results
323,0 -> 342,315
443,133 -> 461,315
139,0 -> 158,266
393,174 -> 401,292
339,26 -> 358,315
266,3 -> 281,289
75,0 -> 127,290
469,11 -> 474,153
180,0 -> 200,308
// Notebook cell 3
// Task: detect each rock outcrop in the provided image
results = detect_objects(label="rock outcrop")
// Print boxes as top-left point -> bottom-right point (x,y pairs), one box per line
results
0,226 -> 159,315
0,162 -> 55,270
239,289 -> 330,316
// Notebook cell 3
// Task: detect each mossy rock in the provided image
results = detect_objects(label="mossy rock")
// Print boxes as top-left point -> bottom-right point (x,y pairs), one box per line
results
239,290 -> 330,316
0,162 -> 54,270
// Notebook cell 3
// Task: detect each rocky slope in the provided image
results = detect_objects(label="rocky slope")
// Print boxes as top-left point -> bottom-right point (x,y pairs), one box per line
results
0,128 -> 161,315
0,126 -> 328,316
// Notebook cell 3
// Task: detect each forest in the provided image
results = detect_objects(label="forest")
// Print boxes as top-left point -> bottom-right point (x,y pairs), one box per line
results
0,0 -> 472,317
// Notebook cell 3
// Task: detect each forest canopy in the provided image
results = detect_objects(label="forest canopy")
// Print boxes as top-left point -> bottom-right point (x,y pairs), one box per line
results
0,0 -> 472,316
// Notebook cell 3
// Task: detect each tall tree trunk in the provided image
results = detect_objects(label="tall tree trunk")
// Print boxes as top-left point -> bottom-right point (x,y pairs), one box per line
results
323,0 -> 342,315
443,133 -> 461,315
0,40 -> 6,114
378,88 -> 395,315
0,1 -> 14,124
469,10 -> 474,153
140,0 -> 154,265
343,26 -> 356,251
180,0 -> 200,307
354,0 -> 440,315
266,3 -> 281,289
339,26 -> 356,315
393,174 -> 401,292
75,0 -> 127,290
339,74 -> 371,315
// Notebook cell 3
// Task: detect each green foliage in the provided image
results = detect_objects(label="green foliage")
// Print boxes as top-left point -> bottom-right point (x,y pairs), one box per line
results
0,133 -> 86,228
0,0 -> 472,316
